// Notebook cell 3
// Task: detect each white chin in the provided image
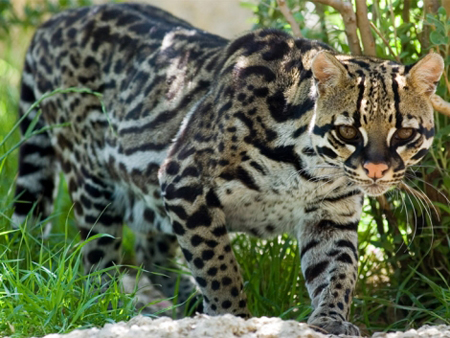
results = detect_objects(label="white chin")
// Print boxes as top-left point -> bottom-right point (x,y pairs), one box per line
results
361,184 -> 390,196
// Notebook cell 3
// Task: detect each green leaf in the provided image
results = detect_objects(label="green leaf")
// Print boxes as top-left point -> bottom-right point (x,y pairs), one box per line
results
426,14 -> 446,34
443,177 -> 450,192
430,30 -> 447,45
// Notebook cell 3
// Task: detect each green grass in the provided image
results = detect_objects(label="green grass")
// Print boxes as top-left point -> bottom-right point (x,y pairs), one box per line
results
1,7 -> 450,338
0,225 -> 137,336
233,234 -> 311,320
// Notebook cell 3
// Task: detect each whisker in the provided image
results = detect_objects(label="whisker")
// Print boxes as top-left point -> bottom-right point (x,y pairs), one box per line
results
389,187 -> 412,254
401,180 -> 436,258
401,180 -> 434,255
400,184 -> 422,250
287,166 -> 339,182
402,180 -> 435,223
404,178 -> 438,218
386,189 -> 408,254
404,173 -> 450,207
313,175 -> 346,196
402,185 -> 418,243
397,189 -> 410,236
410,164 -> 450,173
318,177 -> 352,205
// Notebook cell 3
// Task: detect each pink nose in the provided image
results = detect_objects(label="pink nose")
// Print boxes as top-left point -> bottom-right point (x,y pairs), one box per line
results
363,162 -> 388,179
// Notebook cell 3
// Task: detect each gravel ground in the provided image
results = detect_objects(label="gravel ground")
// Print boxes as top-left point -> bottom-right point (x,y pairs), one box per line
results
38,315 -> 450,338
26,275 -> 450,338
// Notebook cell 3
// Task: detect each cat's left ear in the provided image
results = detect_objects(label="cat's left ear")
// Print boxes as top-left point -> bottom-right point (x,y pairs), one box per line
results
311,51 -> 347,89
408,53 -> 444,95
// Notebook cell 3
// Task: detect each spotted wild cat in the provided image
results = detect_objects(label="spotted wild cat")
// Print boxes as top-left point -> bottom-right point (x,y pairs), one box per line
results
13,3 -> 444,335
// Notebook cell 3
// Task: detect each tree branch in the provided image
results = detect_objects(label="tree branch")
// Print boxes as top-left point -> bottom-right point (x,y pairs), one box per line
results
310,0 -> 362,55
421,0 -> 440,50
431,94 -> 450,117
276,0 -> 303,38
314,3 -> 330,44
401,1 -> 410,23
355,0 -> 376,56
401,1 -> 410,52
369,21 -> 400,62
443,0 -> 450,16
388,0 -> 400,56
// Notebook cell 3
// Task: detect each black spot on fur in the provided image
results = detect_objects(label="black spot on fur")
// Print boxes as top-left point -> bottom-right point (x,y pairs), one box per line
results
212,280 -> 220,290
202,250 -> 214,261
20,82 -> 35,103
222,277 -> 232,286
165,184 -> 203,202
181,248 -> 193,262
191,235 -> 204,247
194,258 -> 204,269
344,288 -> 351,303
181,166 -> 199,177
186,205 -> 211,229
231,286 -> 239,297
195,277 -> 207,287
207,267 -> 218,276
262,40 -> 290,61
238,66 -> 276,82
87,249 -> 104,264
172,221 -> 185,235
98,235 -> 115,246
206,189 -> 222,208
166,205 -> 188,220
206,239 -> 219,248
212,226 -> 227,237
144,208 -> 155,223
157,241 -> 169,253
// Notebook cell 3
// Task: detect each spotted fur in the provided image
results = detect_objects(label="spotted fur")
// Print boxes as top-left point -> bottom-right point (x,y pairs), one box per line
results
13,3 -> 443,335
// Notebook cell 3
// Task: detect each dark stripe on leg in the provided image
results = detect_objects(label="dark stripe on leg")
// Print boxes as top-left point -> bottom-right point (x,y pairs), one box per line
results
305,260 -> 329,283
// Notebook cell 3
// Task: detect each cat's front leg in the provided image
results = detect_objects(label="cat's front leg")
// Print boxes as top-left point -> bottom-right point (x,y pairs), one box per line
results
298,219 -> 361,336
162,182 -> 250,318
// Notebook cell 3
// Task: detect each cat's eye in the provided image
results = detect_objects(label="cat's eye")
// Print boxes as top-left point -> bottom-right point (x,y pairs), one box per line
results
394,128 -> 416,141
336,125 -> 359,141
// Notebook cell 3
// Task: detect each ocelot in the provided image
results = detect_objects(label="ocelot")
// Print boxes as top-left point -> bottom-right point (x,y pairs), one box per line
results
13,3 -> 443,335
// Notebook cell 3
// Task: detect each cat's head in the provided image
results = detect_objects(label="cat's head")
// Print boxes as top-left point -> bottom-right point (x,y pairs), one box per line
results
310,51 -> 444,196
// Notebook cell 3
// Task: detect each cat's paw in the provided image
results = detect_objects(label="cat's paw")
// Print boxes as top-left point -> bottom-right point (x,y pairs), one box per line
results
309,316 -> 360,336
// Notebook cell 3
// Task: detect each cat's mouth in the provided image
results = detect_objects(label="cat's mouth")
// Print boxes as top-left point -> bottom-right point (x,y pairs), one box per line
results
360,183 -> 391,196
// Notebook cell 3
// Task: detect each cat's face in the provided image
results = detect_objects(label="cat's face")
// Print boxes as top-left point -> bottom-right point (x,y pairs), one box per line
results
310,52 -> 443,196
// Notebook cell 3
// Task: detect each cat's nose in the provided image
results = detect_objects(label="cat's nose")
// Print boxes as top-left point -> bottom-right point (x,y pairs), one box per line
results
363,162 -> 389,179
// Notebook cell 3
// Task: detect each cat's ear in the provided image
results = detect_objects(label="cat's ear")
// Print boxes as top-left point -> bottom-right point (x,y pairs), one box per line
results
408,53 -> 444,95
311,51 -> 347,89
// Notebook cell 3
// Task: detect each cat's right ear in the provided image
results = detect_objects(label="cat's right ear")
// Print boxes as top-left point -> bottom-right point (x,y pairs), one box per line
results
311,51 -> 347,90
407,53 -> 444,95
